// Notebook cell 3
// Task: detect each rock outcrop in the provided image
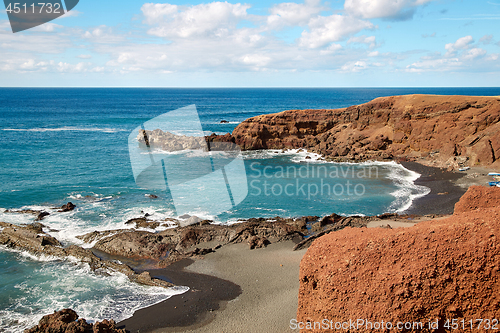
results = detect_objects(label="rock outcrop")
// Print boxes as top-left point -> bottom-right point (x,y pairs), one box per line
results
4,202 -> 76,221
85,219 -> 307,267
77,214 -> 427,267
454,185 -> 500,214
297,186 -> 500,332
0,222 -> 173,288
25,308 -> 125,333
230,95 -> 500,169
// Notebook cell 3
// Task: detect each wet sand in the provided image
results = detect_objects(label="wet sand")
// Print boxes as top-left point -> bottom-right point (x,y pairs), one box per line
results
119,241 -> 307,333
118,162 -> 489,333
401,162 -> 495,215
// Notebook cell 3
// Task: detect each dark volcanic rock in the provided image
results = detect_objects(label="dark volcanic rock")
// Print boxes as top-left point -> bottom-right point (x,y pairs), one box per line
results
25,308 -> 125,333
0,222 -> 63,253
35,211 -> 50,221
248,235 -> 270,249
0,222 -> 174,289
294,214 -> 371,251
88,219 -> 306,267
124,217 -> 161,229
58,202 -> 76,212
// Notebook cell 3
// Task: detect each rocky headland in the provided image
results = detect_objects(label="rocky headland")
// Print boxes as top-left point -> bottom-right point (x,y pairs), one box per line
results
297,185 -> 500,332
206,94 -> 500,170
11,94 -> 500,332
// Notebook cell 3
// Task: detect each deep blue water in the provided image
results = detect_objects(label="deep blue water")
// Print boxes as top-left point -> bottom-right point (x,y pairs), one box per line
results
0,87 -> 499,331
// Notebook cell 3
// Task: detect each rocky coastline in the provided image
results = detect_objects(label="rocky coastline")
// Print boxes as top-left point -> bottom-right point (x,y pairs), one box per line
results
1,204 -> 429,275
7,94 -> 500,332
206,94 -> 500,170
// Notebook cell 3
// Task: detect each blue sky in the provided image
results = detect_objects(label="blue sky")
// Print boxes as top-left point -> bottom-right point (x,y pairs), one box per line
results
0,0 -> 499,87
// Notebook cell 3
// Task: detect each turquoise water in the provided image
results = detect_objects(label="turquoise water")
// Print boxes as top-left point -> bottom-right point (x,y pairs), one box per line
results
1,87 -> 499,331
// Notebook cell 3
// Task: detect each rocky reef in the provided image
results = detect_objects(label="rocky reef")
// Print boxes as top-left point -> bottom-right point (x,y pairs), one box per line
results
0,209 -> 426,273
212,94 -> 500,170
297,186 -> 500,332
25,309 -> 125,333
0,221 -> 173,289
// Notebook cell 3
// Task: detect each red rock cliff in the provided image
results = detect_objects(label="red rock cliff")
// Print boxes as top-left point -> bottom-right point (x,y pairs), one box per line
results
296,186 -> 500,332
232,95 -> 500,169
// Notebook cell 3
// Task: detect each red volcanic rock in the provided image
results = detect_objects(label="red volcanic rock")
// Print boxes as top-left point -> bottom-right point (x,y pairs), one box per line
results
25,309 -> 126,333
454,185 -> 500,214
231,95 -> 500,169
297,187 -> 500,332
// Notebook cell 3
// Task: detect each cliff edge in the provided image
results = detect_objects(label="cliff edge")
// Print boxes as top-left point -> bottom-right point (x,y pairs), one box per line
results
230,94 -> 500,169
297,186 -> 500,332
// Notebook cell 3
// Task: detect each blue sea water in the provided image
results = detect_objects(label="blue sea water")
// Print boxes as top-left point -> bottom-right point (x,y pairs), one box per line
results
0,87 -> 499,331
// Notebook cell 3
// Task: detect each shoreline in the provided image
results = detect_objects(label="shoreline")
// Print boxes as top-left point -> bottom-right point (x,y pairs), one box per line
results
117,160 -> 486,333
119,241 -> 307,333
400,161 -> 466,215
401,162 -> 495,215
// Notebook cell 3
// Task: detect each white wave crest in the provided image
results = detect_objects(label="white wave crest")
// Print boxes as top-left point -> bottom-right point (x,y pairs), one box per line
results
0,250 -> 188,332
2,126 -> 126,133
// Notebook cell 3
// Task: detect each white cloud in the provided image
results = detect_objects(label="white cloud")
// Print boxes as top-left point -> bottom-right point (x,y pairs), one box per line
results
267,0 -> 323,28
319,43 -> 342,55
0,57 -> 93,73
2,0 -> 496,82
341,60 -> 368,72
83,25 -> 125,44
141,3 -> 178,25
239,54 -> 272,68
299,15 -> 374,48
406,37 -> 491,73
486,54 -> 499,61
406,58 -> 462,73
347,35 -> 377,48
479,34 -> 493,44
57,62 -> 88,73
445,35 -> 474,56
31,23 -> 63,32
142,2 -> 250,39
422,32 -> 436,38
344,0 -> 436,20
463,47 -> 487,60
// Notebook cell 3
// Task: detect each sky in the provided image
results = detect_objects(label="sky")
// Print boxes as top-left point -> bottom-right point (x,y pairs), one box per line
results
0,0 -> 499,87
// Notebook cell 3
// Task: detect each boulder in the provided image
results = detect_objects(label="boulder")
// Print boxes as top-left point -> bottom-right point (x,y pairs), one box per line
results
58,202 -> 76,212
180,216 -> 201,227
24,309 -> 125,333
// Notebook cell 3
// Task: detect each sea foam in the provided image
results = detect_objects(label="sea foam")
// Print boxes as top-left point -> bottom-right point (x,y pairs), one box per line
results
0,249 -> 188,332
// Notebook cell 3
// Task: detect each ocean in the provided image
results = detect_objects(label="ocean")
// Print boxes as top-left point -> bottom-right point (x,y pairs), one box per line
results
1,87 -> 499,331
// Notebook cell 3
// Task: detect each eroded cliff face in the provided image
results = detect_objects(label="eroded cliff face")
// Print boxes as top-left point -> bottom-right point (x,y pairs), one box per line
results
297,186 -> 500,332
231,95 -> 500,169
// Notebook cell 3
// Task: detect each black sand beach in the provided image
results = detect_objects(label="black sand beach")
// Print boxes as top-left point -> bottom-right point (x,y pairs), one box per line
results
401,162 -> 467,215
117,162 -> 483,333
117,259 -> 241,332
